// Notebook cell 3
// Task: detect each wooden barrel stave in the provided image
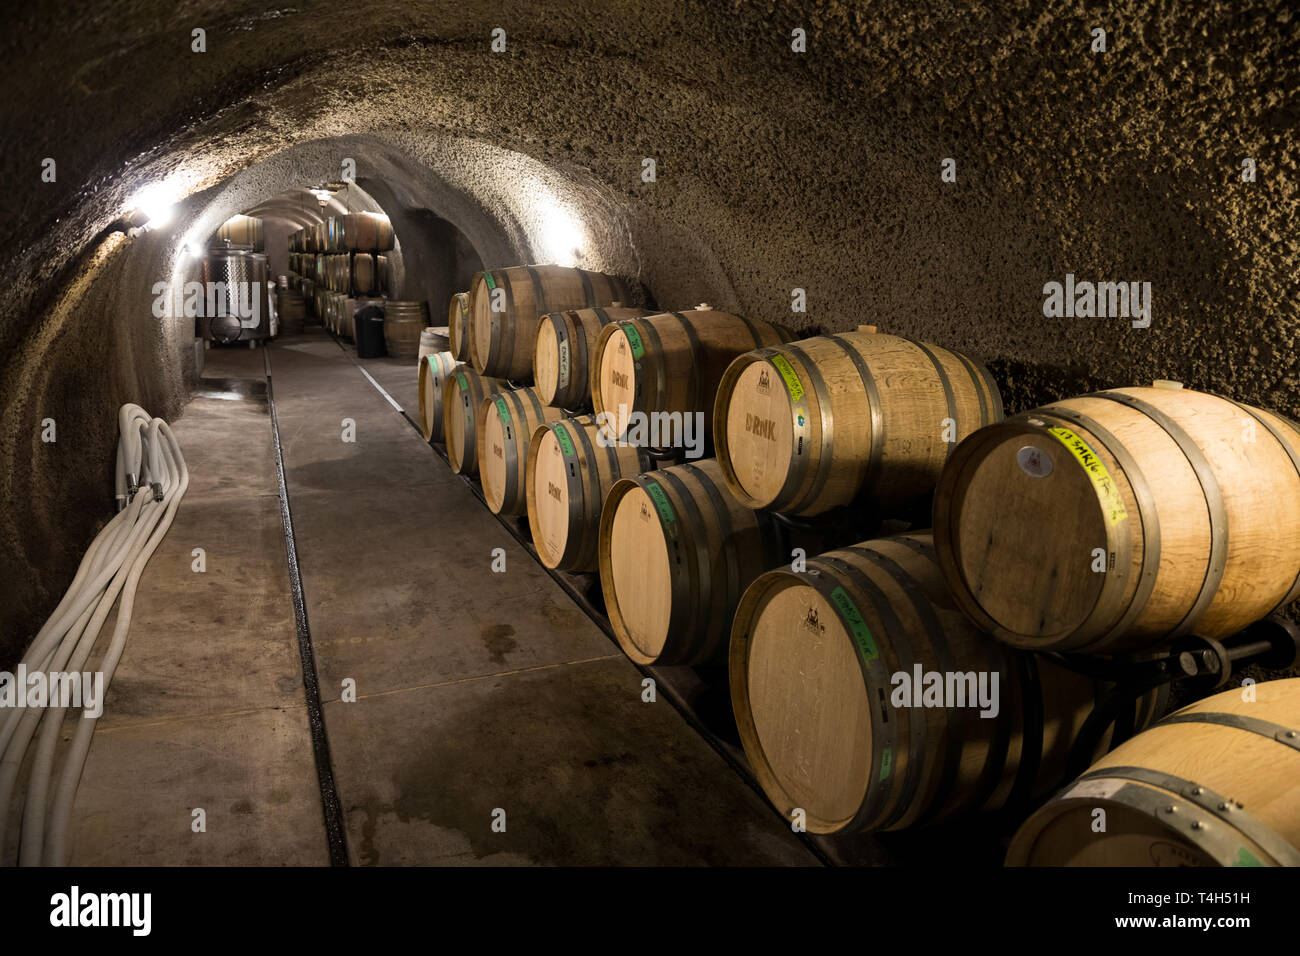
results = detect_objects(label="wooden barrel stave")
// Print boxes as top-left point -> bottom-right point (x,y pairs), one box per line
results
933,385 -> 1300,652
447,292 -> 472,362
591,309 -> 789,441
477,387 -> 564,515
599,457 -> 784,665
534,307 -> 653,410
730,532 -> 1167,834
714,329 -> 1003,516
1008,677 -> 1300,866
417,352 -> 459,443
443,365 -> 510,475
468,265 -> 632,381
382,301 -> 428,359
526,415 -> 647,571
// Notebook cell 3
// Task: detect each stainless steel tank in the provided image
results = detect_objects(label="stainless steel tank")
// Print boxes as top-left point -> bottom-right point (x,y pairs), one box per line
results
198,246 -> 273,344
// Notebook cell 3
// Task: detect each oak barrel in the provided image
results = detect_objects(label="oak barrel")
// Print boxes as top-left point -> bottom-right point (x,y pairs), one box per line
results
418,327 -> 450,362
443,365 -> 510,476
417,352 -> 459,443
599,457 -> 784,665
468,265 -> 632,380
714,329 -> 1003,516
526,415 -> 648,572
933,383 -> 1300,654
352,253 -> 377,296
477,388 -> 564,516
216,214 -> 264,251
592,309 -> 790,443
383,301 -> 428,359
534,307 -> 652,410
340,213 -> 395,252
1008,677 -> 1300,866
275,289 -> 306,335
448,292 -> 472,362
731,533 -> 1167,834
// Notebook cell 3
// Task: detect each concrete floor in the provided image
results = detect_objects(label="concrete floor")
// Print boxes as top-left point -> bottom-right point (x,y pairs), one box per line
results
11,329 -> 817,866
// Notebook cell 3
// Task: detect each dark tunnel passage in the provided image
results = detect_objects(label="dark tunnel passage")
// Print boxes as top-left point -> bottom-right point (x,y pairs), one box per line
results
0,1 -> 1297,875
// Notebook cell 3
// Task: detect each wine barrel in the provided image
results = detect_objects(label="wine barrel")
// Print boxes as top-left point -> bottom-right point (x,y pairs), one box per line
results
599,457 -> 784,665
714,328 -> 1003,516
730,533 -> 1167,835
419,327 -> 450,362
341,213 -> 395,252
417,352 -> 459,443
1008,677 -> 1300,866
448,292 -> 472,362
534,307 -> 652,410
353,253 -> 377,296
216,214 -> 264,251
933,383 -> 1300,654
477,388 -> 564,515
383,301 -> 427,359
376,255 -> 389,296
443,366 -> 510,476
526,416 -> 648,572
592,310 -> 790,443
468,265 -> 632,380
275,290 -> 306,335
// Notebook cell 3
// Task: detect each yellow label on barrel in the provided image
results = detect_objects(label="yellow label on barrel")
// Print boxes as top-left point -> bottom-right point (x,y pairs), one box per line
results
770,354 -> 804,402
1047,426 -> 1128,525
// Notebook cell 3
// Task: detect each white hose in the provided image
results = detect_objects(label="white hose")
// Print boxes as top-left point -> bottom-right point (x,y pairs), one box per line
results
0,403 -> 187,866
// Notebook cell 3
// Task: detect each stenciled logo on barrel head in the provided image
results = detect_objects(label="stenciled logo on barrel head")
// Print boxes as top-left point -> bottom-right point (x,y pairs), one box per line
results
547,481 -> 562,502
617,336 -> 626,354
801,606 -> 825,635
746,413 -> 777,440
757,368 -> 771,394
493,442 -> 503,459
610,371 -> 629,390
639,500 -> 651,521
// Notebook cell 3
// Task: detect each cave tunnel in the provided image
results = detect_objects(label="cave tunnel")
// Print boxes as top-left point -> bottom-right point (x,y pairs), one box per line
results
0,1 -> 1298,885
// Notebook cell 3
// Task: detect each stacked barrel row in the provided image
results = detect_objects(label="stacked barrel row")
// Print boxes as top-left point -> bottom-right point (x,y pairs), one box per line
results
414,262 -> 1300,867
286,213 -> 393,318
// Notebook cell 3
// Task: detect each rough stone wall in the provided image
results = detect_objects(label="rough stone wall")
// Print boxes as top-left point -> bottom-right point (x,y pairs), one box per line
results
0,1 -> 1295,661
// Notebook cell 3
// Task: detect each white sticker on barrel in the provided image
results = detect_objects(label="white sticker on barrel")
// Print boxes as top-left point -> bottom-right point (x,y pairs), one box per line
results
1062,777 -> 1123,801
1016,445 -> 1053,478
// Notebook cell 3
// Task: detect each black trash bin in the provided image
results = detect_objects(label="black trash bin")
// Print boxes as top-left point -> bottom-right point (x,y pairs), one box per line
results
354,304 -> 388,358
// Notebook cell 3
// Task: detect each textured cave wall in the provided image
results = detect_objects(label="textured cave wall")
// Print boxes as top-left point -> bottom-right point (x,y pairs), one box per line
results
0,1 -> 1296,662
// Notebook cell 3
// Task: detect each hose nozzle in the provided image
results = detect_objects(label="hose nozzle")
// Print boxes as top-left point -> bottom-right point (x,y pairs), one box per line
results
150,481 -> 164,502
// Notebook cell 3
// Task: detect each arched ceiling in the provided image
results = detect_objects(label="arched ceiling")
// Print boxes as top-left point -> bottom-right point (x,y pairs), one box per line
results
0,0 -> 1295,653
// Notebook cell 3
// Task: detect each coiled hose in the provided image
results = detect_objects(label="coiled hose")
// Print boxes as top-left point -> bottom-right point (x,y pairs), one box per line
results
0,403 -> 188,866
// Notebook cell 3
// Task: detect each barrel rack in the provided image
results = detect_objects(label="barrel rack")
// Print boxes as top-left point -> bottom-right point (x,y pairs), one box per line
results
328,327 -> 1300,867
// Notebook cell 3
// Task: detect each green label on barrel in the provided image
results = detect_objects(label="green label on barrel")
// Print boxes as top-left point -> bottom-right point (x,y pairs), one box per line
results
645,481 -> 675,524
555,423 -> 575,457
484,273 -> 496,290
770,354 -> 805,402
831,586 -> 878,661
456,373 -> 468,390
879,746 -> 893,782
494,395 -> 510,424
621,323 -> 645,360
